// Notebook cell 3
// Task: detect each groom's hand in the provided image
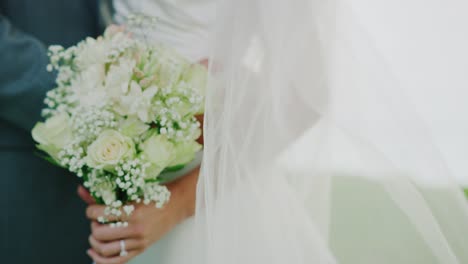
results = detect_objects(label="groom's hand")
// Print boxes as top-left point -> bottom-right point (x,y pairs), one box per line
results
85,166 -> 199,264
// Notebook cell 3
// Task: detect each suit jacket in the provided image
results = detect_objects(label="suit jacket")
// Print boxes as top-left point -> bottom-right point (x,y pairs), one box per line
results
0,1 -> 102,263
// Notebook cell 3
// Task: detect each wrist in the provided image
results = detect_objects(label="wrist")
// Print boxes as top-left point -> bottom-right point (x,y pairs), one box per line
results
167,166 -> 199,224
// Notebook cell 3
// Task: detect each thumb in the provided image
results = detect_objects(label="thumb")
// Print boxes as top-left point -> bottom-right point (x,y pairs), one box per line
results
77,185 -> 96,205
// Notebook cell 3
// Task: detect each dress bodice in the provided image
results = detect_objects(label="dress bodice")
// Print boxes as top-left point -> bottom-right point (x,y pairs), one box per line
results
113,0 -> 216,61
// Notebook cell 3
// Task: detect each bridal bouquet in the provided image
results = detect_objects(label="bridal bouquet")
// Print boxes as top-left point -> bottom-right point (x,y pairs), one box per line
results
31,24 -> 206,224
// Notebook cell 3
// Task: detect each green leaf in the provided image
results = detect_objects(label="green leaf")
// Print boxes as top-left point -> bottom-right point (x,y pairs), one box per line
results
34,151 -> 64,168
162,164 -> 185,173
145,178 -> 160,183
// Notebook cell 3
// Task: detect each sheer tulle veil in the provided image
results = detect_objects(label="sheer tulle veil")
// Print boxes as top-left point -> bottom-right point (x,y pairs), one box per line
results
186,0 -> 468,263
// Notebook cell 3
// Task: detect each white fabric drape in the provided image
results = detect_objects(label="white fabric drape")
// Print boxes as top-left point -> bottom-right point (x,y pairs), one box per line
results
188,0 -> 468,263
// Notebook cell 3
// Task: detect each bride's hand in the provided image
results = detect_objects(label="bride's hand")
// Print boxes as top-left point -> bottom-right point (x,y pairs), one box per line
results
82,167 -> 199,264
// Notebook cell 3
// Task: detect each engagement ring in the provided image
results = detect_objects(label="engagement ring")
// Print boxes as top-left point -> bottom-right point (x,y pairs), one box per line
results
120,240 -> 128,257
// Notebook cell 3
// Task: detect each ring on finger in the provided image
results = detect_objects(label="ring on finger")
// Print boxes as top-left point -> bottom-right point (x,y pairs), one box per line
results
120,240 -> 128,257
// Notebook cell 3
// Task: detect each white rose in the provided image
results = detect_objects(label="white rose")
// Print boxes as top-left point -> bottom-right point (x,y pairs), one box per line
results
182,63 -> 207,96
173,99 -> 195,118
140,134 -> 176,178
119,117 -> 150,138
169,141 -> 202,167
32,113 -> 73,160
93,178 -> 117,206
180,64 -> 207,114
149,46 -> 188,88
86,130 -> 135,170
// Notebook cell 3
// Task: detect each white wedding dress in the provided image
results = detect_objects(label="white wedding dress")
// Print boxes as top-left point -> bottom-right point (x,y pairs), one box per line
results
112,0 -> 468,263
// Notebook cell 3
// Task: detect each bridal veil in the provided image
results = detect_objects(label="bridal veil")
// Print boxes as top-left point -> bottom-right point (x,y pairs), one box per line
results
185,0 -> 468,263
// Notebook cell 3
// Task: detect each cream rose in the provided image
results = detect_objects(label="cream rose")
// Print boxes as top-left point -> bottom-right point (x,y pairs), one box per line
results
119,117 -> 150,138
86,130 -> 135,169
169,141 -> 202,167
182,63 -> 207,96
32,113 -> 73,160
140,134 -> 176,178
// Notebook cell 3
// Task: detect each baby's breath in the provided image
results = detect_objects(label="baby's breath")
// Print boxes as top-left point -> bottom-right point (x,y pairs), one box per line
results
71,107 -> 117,143
58,141 -> 87,177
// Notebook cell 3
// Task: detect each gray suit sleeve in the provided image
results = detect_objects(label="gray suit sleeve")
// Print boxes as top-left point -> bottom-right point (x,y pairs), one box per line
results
0,15 -> 55,131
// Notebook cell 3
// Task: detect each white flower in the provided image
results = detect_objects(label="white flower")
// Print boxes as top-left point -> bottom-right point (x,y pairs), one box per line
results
123,205 -> 135,216
32,113 -> 74,160
141,45 -> 188,89
70,64 -> 107,107
74,37 -> 110,69
169,141 -> 202,167
119,117 -> 150,138
182,63 -> 207,97
118,81 -> 158,122
86,130 -> 135,170
140,134 -> 175,178
105,58 -> 136,100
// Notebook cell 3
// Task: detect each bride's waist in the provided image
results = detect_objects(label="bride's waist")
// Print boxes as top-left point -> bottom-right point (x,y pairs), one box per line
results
147,31 -> 211,61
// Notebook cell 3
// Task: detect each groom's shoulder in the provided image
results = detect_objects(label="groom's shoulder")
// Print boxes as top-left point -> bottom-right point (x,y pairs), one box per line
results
1,0 -> 103,45
1,0 -> 99,15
